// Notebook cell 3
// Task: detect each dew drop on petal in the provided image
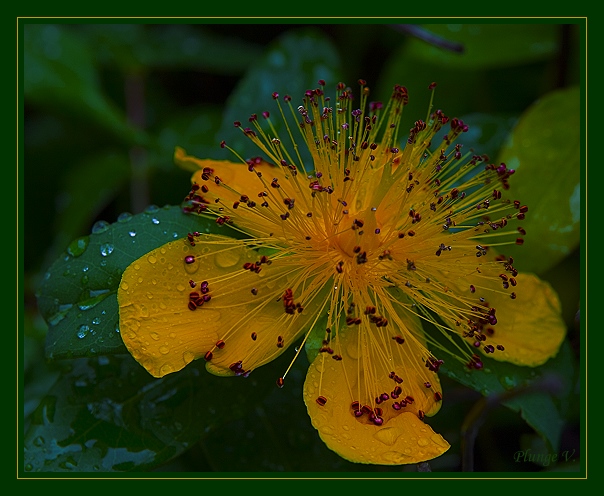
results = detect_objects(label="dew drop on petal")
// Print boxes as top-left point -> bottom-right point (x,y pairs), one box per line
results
160,364 -> 174,375
147,255 -> 157,264
214,250 -> 241,268
159,346 -> 170,355
129,230 -> 137,237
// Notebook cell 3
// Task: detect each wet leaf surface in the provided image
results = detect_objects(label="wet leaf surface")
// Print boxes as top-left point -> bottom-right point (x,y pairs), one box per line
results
37,206 -> 241,360
23,353 -> 276,473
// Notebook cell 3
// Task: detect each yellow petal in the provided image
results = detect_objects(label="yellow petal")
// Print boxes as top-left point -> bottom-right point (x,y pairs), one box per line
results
118,234 -> 327,377
473,272 -> 566,366
303,315 -> 449,465
175,146 -> 295,238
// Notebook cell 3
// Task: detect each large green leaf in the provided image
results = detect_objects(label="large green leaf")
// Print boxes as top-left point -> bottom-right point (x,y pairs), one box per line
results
23,24 -> 146,146
23,353 -> 278,473
37,205 -> 241,360
214,27 -> 343,164
496,86 -> 581,274
439,338 -> 576,452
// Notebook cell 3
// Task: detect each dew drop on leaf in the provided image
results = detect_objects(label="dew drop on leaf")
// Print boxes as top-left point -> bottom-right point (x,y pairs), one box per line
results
100,243 -> 114,257
91,220 -> 110,234
117,212 -> 133,223
77,325 -> 90,339
67,236 -> 89,257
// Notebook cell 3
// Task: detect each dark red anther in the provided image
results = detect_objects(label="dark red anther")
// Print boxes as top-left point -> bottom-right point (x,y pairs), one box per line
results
189,291 -> 200,300
393,336 -> 405,344
434,392 -> 443,402
187,301 -> 197,311
251,287 -> 258,295
189,279 -> 196,288
204,351 -> 213,361
470,284 -> 476,293
220,140 -> 226,148
510,277 -> 517,286
184,255 -> 195,264
316,396 -> 327,406
276,377 -> 284,388
516,238 -> 524,245
428,81 -> 437,90
424,382 -> 432,388
372,417 -> 384,426
497,344 -> 505,351
251,332 -> 257,341
407,230 -> 415,237
418,410 -> 425,420
510,292 -> 517,299
216,340 -> 225,349
405,396 -> 414,404
229,361 -> 243,372
519,205 -> 529,213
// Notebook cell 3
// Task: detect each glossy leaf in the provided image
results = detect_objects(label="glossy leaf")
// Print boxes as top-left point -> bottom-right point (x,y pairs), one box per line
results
23,353 -> 276,473
496,86 -> 581,274
37,206 -> 241,360
23,24 -> 146,145
439,338 -> 576,451
215,27 -> 342,163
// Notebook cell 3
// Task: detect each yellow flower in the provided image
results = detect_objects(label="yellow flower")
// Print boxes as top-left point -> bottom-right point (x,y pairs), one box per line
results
118,80 -> 566,465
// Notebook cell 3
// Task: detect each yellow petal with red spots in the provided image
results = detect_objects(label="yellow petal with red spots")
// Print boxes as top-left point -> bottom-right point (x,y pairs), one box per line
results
303,312 -> 448,465
471,272 -> 565,366
175,146 -> 295,238
118,234 -> 329,378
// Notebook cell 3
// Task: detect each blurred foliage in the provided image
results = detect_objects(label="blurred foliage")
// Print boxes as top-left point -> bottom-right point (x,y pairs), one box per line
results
22,21 -> 584,475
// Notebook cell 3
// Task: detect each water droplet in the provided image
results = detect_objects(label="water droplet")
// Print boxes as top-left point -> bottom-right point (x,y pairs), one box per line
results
91,220 -> 110,234
67,236 -> 89,257
100,243 -> 114,257
160,364 -> 174,375
78,325 -> 90,339
151,217 -> 160,225
81,275 -> 89,285
172,232 -> 179,238
499,375 -> 517,390
120,282 -> 129,291
215,250 -> 241,268
147,255 -> 157,264
24,463 -> 33,471
92,317 -> 101,325
417,437 -> 429,447
183,351 -> 195,364
159,346 -> 170,355
117,212 -> 133,223
129,230 -> 137,237
82,265 -> 89,272
373,427 -> 400,446
145,204 -> 160,213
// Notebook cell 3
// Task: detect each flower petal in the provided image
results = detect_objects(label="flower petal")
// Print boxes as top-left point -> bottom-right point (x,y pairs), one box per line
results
303,313 -> 449,465
175,146 -> 294,238
472,272 -> 566,366
118,234 -> 327,377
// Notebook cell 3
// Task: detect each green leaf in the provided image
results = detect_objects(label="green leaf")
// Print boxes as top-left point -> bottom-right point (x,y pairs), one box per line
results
215,27 -> 343,164
76,24 -> 264,74
23,24 -> 146,146
37,205 -> 241,360
439,338 -> 576,451
23,353 -> 276,473
496,86 -> 581,274
405,24 -> 559,69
